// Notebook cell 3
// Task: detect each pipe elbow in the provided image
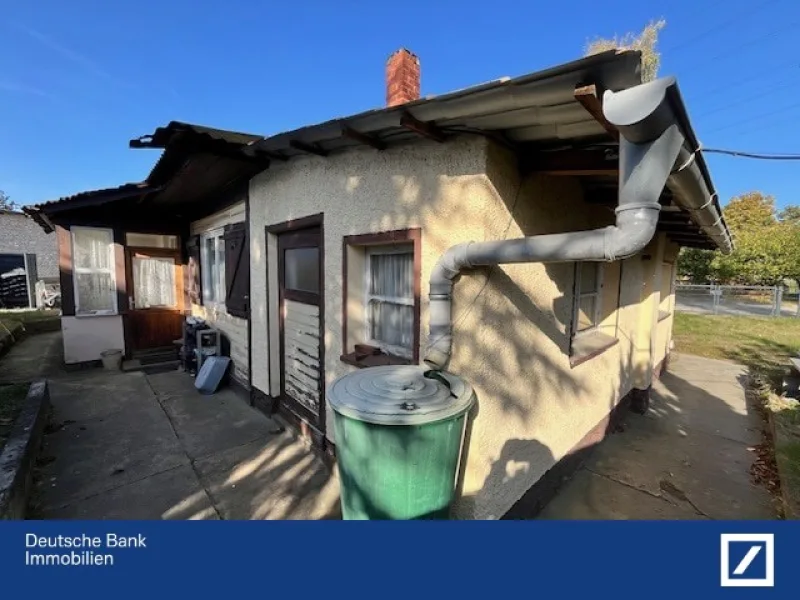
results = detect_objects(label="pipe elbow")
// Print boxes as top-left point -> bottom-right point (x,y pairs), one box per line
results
430,242 -> 473,290
604,206 -> 660,260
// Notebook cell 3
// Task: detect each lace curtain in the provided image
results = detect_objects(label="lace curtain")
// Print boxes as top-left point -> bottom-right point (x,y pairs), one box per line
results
72,228 -> 115,313
367,251 -> 413,352
133,257 -> 175,308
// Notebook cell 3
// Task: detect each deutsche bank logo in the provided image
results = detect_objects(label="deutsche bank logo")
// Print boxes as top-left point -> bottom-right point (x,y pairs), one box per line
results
720,534 -> 774,587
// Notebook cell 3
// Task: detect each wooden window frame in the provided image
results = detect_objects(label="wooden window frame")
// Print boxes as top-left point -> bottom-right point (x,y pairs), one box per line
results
571,262 -> 603,338
341,228 -> 421,367
71,226 -> 118,317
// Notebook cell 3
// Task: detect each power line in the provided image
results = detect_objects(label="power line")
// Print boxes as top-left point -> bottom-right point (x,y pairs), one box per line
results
696,76 -> 800,119
661,0 -> 779,55
703,148 -> 800,160
702,99 -> 800,135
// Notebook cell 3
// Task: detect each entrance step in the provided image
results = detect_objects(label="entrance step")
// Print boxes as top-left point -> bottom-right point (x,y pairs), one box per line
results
122,358 -> 181,375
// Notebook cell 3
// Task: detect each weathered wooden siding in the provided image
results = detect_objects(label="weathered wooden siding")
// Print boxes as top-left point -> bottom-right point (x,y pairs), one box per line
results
190,201 -> 249,387
283,299 -> 321,413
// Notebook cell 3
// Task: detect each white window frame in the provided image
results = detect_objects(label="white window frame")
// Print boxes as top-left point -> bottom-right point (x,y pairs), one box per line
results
572,262 -> 603,337
364,244 -> 415,359
71,226 -> 118,316
201,227 -> 226,308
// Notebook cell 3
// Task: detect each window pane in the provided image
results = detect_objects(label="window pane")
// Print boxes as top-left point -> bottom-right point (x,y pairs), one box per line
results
580,262 -> 599,293
76,272 -> 114,312
126,233 -> 178,249
577,295 -> 597,332
368,300 -> 413,351
369,252 -> 413,299
217,239 -> 226,303
133,257 -> 175,308
202,237 -> 216,302
285,247 -> 319,293
73,228 -> 112,270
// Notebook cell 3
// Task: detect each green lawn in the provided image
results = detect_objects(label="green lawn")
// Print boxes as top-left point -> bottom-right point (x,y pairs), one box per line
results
673,313 -> 800,388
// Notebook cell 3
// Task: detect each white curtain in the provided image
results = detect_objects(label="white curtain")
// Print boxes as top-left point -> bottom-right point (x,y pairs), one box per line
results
73,228 -> 115,313
134,257 -> 175,308
368,252 -> 413,351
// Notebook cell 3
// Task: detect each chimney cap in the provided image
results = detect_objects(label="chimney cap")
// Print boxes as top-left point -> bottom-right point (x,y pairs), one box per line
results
387,48 -> 419,63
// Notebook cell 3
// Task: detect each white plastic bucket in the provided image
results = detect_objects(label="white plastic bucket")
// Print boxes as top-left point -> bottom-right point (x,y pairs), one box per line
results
100,349 -> 123,371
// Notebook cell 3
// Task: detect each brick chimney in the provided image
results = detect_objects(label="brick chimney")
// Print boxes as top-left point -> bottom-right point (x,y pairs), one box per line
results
386,48 -> 420,107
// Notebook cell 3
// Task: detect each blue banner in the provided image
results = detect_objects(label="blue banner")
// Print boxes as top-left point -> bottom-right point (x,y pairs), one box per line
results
0,521 -> 796,598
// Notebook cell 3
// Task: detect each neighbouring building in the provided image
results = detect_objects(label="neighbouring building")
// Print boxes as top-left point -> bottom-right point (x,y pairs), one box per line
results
0,208 -> 58,308
26,48 -> 732,519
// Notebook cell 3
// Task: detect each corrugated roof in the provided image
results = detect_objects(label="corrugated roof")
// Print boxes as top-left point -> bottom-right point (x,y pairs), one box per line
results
251,50 -> 642,159
130,121 -> 262,149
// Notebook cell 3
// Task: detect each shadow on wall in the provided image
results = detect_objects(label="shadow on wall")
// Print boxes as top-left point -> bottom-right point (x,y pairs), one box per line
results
251,139 -> 648,518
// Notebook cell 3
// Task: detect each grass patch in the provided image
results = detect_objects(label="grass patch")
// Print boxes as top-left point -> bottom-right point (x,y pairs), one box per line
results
0,383 -> 29,452
673,313 -> 800,389
769,397 -> 800,519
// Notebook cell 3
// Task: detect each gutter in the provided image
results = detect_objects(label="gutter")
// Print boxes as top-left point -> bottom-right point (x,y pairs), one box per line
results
424,76 -> 732,371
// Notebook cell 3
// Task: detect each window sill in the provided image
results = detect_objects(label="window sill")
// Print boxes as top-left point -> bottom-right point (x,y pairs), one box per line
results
570,331 -> 618,368
658,310 -> 671,322
75,312 -> 119,318
340,345 -> 412,369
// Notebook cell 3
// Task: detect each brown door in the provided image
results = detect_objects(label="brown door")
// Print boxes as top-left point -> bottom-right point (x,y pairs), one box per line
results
278,226 -> 324,431
125,247 -> 185,351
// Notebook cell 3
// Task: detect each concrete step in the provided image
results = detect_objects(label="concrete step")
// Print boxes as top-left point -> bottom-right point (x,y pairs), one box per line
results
122,358 -> 182,375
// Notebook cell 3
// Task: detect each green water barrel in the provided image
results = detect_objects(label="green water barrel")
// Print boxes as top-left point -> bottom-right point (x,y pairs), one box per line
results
328,365 -> 475,520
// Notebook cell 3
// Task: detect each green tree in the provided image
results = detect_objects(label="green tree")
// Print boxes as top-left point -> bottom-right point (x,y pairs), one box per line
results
585,19 -> 666,83
677,192 -> 800,286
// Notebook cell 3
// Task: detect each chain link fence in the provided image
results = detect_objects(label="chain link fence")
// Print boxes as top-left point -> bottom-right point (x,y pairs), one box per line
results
675,284 -> 799,317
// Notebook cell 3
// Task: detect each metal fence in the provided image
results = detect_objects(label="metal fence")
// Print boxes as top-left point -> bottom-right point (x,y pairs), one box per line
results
675,284 -> 799,317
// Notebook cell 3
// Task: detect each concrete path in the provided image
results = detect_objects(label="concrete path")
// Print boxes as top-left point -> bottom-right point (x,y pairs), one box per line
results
539,353 -> 775,519
0,331 -> 64,385
20,351 -> 340,520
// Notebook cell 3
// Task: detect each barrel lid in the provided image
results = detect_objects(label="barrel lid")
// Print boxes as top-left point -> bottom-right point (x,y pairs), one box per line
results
327,365 -> 475,426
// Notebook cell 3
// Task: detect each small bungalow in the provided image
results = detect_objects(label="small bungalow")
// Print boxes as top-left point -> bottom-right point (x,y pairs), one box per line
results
0,208 -> 58,308
27,49 -> 732,519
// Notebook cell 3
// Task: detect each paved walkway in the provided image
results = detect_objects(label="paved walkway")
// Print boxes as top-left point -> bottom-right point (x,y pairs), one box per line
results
539,353 -> 775,519
0,333 -> 340,520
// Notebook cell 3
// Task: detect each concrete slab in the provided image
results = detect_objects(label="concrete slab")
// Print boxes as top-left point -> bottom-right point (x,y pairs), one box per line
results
0,331 -> 64,384
538,470 -> 706,520
147,371 -> 279,459
194,434 -> 341,520
39,465 -> 218,520
29,364 -> 340,520
540,353 -> 775,520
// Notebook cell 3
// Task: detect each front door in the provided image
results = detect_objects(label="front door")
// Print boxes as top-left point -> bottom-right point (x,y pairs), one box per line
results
126,247 -> 185,351
277,226 -> 324,431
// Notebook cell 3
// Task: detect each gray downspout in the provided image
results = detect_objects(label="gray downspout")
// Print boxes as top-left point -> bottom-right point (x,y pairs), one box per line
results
424,77 -> 694,371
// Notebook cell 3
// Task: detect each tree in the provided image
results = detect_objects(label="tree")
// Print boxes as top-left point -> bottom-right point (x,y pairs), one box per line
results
678,191 -> 800,286
0,190 -> 18,211
585,19 -> 666,83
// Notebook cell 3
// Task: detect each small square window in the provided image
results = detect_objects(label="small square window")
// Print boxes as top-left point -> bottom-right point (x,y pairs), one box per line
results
341,230 -> 421,367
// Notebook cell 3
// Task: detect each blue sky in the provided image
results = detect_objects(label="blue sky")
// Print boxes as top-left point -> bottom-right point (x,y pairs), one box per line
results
1,0 -> 798,208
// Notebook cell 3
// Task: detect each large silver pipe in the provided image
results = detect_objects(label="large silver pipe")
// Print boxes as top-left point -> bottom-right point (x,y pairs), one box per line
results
424,77 -> 702,370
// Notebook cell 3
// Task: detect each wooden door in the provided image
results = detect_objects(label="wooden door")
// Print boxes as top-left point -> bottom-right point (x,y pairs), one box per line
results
125,247 -> 185,351
278,227 -> 324,431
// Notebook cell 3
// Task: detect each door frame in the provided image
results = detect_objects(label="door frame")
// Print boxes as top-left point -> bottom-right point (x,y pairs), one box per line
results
124,245 -> 185,354
266,213 -> 325,435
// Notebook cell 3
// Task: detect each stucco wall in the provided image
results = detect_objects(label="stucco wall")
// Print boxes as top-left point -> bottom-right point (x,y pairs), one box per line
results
0,211 -> 58,279
249,136 -> 663,519
62,315 -> 125,364
190,201 -> 249,386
